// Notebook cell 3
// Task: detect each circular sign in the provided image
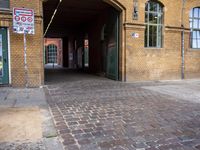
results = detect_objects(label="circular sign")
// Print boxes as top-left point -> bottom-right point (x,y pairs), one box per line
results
15,16 -> 20,21
27,17 -> 33,22
21,17 -> 26,22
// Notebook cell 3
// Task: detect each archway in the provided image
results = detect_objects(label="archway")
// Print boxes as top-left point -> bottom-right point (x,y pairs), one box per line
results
43,0 -> 125,83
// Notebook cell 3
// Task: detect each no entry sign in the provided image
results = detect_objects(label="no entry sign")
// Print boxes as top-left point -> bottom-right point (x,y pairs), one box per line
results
13,8 -> 35,34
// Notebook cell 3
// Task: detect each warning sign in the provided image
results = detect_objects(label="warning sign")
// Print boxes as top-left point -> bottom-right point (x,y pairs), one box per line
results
13,8 -> 35,34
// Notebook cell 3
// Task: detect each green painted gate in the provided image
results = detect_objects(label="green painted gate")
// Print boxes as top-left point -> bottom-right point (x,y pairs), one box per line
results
106,9 -> 119,80
0,28 -> 9,84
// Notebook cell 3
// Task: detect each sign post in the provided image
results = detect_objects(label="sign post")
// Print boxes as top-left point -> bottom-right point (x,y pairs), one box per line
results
13,8 -> 34,87
23,32 -> 28,87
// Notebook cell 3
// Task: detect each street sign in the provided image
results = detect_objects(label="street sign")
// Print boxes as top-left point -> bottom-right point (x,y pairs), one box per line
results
13,8 -> 35,34
12,7 -> 35,87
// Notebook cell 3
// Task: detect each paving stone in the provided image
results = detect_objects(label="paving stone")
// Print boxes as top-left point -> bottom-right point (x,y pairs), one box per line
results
195,145 -> 200,149
72,129 -> 83,134
45,76 -> 200,150
65,144 -> 79,150
78,139 -> 91,145
62,139 -> 76,146
99,141 -> 112,149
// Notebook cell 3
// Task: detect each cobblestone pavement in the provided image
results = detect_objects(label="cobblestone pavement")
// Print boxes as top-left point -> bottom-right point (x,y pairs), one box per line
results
45,71 -> 200,150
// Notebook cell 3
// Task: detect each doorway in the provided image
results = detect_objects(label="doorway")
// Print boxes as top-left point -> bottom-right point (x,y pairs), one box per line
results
0,27 -> 9,84
43,0 -> 121,82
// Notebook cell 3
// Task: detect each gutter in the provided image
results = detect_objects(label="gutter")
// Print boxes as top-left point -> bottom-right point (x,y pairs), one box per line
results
181,0 -> 186,79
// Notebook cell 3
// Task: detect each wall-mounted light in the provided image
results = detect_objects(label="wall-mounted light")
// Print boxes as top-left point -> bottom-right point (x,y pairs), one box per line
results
133,0 -> 138,20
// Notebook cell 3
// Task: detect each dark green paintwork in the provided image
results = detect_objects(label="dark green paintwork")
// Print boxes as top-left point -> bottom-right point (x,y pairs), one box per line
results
0,28 -> 9,84
106,9 -> 119,80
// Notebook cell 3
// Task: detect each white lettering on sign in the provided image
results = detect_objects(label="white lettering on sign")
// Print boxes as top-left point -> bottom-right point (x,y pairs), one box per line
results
13,8 -> 35,34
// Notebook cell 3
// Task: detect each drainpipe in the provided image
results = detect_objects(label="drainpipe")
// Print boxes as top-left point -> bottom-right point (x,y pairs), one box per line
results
181,0 -> 186,79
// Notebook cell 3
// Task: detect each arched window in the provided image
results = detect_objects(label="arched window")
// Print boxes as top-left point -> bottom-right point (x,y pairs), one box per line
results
145,1 -> 163,48
190,7 -> 200,49
47,44 -> 57,63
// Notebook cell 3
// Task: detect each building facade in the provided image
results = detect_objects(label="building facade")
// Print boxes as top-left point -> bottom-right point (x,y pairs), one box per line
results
123,0 -> 200,81
0,0 -> 43,87
0,0 -> 199,87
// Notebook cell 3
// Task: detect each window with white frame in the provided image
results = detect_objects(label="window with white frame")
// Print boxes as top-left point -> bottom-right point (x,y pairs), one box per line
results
47,44 -> 57,64
145,1 -> 163,48
190,7 -> 200,49
0,0 -> 9,9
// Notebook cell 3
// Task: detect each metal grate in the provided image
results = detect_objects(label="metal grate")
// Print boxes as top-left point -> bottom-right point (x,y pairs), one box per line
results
189,7 -> 200,49
47,44 -> 57,63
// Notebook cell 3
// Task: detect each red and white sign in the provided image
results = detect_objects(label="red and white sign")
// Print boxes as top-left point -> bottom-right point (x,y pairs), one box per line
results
13,8 -> 35,34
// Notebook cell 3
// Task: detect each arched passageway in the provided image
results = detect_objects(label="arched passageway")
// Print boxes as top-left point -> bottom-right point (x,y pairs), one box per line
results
43,0 -> 124,84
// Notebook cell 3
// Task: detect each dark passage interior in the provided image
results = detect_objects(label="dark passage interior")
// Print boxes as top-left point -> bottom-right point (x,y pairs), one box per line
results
43,0 -> 120,83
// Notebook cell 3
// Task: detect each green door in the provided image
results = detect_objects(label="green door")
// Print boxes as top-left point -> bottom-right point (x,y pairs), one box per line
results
0,28 -> 9,84
106,9 -> 119,80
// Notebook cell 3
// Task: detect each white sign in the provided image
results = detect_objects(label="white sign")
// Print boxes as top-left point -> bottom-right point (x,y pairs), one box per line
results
13,8 -> 35,34
132,32 -> 139,38
69,53 -> 73,61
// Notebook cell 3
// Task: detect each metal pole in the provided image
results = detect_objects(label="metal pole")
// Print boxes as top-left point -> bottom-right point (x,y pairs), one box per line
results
24,32 -> 28,87
181,28 -> 185,79
181,0 -> 186,79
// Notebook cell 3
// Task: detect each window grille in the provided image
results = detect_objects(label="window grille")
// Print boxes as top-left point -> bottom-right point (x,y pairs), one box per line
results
47,44 -> 57,63
190,7 -> 200,49
145,1 -> 163,48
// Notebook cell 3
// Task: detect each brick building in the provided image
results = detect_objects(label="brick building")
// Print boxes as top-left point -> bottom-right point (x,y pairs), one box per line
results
0,0 -> 200,87
0,0 -> 43,87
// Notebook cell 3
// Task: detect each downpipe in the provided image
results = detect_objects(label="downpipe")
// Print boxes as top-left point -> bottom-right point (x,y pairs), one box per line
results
181,26 -> 185,79
181,0 -> 186,79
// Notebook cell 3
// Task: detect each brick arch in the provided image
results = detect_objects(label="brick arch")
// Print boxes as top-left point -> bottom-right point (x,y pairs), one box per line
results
103,0 -> 126,12
144,0 -> 165,7
187,3 -> 200,12
183,2 -> 200,28
189,6 -> 200,12
189,6 -> 200,13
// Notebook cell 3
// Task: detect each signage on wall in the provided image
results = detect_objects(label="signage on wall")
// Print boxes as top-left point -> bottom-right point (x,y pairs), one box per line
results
13,7 -> 35,34
132,32 -> 139,38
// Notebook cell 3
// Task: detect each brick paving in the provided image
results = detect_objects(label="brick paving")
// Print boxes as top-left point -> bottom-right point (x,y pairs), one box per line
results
45,72 -> 200,150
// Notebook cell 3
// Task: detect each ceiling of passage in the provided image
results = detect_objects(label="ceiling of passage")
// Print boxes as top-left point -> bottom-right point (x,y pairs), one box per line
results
43,0 -> 111,37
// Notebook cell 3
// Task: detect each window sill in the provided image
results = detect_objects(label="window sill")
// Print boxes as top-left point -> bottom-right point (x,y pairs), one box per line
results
0,8 -> 11,14
144,47 -> 164,50
187,48 -> 200,51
